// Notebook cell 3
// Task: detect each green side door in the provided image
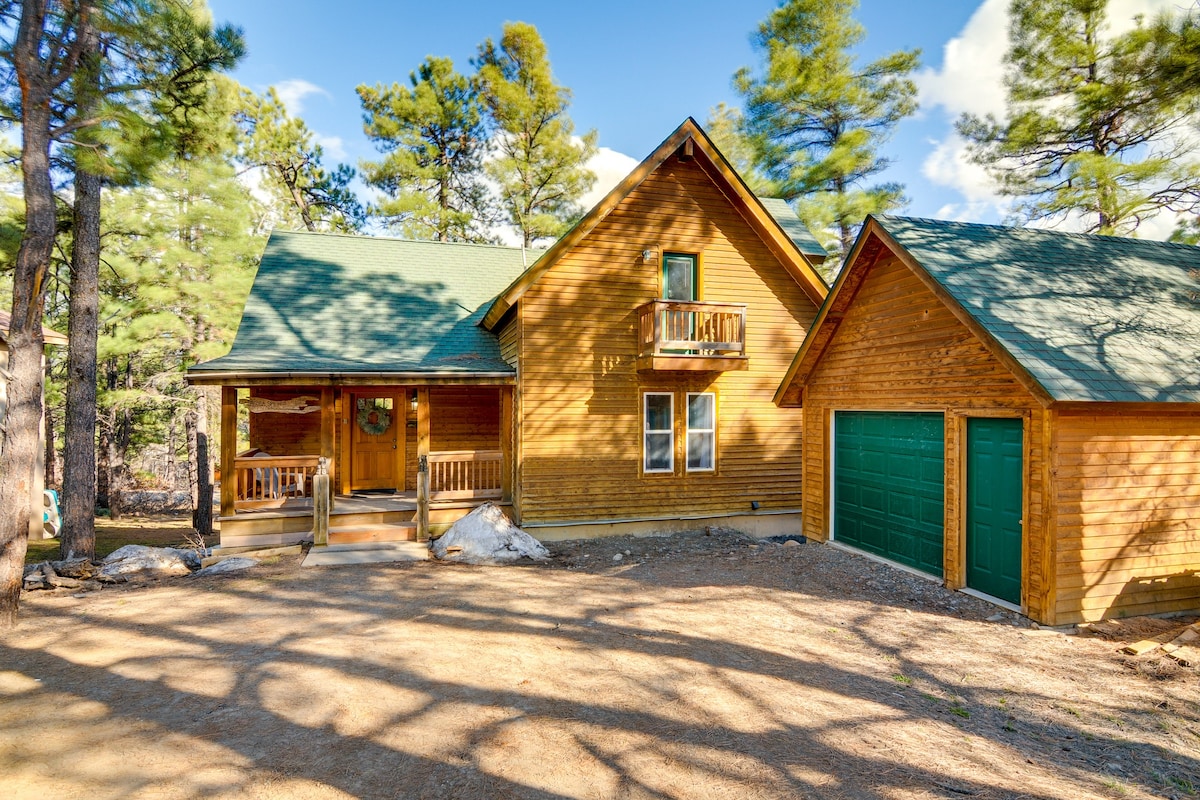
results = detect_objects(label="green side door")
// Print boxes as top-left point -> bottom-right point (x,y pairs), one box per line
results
966,417 -> 1024,605
834,412 -> 945,577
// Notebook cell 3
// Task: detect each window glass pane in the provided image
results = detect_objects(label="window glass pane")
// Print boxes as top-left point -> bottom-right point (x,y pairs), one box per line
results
688,394 -> 713,429
646,432 -> 673,471
687,432 -> 714,470
645,394 -> 672,431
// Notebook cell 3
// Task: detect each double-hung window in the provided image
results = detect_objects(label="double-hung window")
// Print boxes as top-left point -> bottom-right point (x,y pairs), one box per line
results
643,393 -> 674,473
686,392 -> 715,471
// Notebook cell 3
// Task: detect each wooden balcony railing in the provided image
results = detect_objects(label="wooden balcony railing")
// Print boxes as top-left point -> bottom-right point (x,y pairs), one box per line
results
637,300 -> 747,358
428,450 -> 504,501
233,455 -> 320,509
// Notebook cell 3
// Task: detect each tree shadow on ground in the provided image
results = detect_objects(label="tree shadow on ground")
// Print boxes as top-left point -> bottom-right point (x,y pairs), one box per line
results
1,554 -> 1196,799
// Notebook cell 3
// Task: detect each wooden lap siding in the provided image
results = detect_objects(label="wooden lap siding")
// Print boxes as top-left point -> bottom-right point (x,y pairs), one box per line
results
516,154 -> 816,524
1053,411 -> 1200,623
801,254 -> 1050,620
249,388 -> 321,455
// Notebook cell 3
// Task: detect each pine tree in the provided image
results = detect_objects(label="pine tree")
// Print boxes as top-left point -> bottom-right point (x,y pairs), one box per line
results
475,21 -> 596,247
358,57 -> 492,242
705,103 -> 777,196
236,86 -> 363,233
735,0 -> 920,262
958,0 -> 1200,235
0,0 -> 242,623
98,144 -> 261,516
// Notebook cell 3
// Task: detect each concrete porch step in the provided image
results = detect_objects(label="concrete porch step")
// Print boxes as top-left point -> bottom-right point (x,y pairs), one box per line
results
302,540 -> 429,567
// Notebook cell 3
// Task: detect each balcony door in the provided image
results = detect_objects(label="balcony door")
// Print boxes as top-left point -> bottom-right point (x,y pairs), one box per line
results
662,253 -> 697,353
663,253 -> 697,302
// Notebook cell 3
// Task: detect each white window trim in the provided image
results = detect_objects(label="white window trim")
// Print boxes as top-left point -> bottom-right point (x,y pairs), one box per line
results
643,392 -> 674,474
685,392 -> 716,472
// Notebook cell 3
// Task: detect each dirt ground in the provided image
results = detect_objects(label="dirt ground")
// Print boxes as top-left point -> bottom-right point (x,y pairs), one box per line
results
2,527 -> 1197,800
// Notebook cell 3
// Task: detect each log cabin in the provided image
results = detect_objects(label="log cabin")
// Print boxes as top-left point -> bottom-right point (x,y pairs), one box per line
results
187,118 -> 830,548
774,215 -> 1200,625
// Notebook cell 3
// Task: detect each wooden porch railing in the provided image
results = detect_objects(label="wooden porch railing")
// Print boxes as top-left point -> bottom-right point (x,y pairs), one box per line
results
637,299 -> 747,356
428,450 -> 503,501
232,455 -> 320,509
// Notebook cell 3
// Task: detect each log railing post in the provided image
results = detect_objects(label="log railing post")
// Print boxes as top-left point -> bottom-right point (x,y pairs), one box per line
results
416,454 -> 430,541
313,456 -> 330,547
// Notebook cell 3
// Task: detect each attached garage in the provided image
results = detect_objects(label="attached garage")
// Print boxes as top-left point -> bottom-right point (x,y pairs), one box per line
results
833,411 -> 945,577
777,215 -> 1200,625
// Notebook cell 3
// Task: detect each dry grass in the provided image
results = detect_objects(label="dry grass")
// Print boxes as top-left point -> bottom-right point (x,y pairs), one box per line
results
2,528 -> 1197,800
24,516 -> 197,564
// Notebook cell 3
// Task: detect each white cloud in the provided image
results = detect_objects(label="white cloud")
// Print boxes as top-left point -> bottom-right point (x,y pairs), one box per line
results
578,146 -> 639,210
315,134 -> 347,162
914,0 -> 1009,119
272,79 -> 330,116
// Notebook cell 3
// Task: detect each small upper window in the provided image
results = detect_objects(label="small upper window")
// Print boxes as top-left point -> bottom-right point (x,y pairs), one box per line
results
686,392 -> 715,472
643,393 -> 674,473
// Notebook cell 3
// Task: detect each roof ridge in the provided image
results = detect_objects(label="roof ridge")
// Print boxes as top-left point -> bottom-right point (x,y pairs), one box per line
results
875,214 -> 1198,251
270,228 -> 549,254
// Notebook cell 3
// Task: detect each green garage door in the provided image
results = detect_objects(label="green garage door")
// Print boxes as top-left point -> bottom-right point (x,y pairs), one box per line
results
834,412 -> 945,577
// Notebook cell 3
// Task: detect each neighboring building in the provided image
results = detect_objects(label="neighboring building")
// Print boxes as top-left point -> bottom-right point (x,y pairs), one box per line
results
0,309 -> 68,539
775,215 -> 1200,625
187,119 -> 829,547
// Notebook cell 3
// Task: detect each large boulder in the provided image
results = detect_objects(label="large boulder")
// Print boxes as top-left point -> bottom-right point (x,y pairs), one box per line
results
430,503 -> 549,565
100,545 -> 192,578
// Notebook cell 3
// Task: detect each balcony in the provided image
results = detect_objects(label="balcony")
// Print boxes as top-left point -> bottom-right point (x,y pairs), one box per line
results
636,299 -> 749,372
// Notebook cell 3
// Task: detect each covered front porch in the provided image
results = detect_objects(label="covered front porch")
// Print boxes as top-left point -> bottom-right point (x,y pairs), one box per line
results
215,381 -> 514,548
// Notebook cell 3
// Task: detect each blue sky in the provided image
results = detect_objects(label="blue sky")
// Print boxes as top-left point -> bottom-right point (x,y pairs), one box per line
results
206,0 -> 1182,237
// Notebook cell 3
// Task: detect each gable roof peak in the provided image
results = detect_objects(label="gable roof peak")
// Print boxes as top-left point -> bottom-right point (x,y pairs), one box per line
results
479,117 -> 829,330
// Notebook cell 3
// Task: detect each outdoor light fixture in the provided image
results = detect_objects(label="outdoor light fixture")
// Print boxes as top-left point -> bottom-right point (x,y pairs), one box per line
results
410,389 -> 418,412
642,249 -> 655,263
750,501 -> 761,511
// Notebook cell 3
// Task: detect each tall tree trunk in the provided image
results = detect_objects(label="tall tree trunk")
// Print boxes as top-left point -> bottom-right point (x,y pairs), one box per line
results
107,358 -> 133,520
0,1 -> 58,628
61,167 -> 102,560
96,419 -> 111,510
61,11 -> 102,562
43,369 -> 57,492
185,395 -> 213,539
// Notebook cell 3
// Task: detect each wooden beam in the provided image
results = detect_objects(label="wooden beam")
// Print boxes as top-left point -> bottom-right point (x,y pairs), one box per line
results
220,386 -> 237,518
338,389 -> 351,496
320,387 -> 335,510
416,387 -> 430,458
500,386 -> 513,502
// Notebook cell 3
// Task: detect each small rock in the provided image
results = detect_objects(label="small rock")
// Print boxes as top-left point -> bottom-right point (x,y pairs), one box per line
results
624,549 -> 631,555
193,557 -> 258,576
783,539 -> 800,548
613,553 -> 623,562
986,613 -> 1005,622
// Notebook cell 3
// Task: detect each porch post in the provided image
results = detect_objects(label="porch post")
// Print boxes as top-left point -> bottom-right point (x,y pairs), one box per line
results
416,387 -> 430,458
416,387 -> 430,541
219,386 -> 237,517
320,387 -> 335,509
500,386 -> 513,503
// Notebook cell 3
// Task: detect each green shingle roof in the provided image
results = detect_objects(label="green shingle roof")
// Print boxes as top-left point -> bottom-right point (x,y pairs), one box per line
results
758,197 -> 828,259
190,230 -> 541,376
874,215 -> 1200,403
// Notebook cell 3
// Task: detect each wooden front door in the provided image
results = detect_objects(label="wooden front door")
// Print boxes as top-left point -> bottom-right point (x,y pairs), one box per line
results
350,393 -> 403,491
